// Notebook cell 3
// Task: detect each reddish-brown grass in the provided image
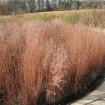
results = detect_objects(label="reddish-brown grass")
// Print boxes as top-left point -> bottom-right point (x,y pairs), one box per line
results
0,20 -> 105,105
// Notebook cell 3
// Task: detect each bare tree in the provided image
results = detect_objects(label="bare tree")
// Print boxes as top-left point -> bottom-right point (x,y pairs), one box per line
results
28,0 -> 36,12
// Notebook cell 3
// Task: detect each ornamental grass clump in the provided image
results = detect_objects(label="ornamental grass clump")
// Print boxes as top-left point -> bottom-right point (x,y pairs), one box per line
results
0,20 -> 105,105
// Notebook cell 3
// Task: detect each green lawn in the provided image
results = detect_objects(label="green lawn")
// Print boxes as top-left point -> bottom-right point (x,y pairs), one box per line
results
0,9 -> 105,28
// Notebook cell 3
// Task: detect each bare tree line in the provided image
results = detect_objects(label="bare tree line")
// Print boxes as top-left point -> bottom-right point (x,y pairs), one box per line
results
0,0 -> 105,15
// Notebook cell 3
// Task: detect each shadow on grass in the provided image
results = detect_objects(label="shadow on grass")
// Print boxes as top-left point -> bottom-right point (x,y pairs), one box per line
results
45,69 -> 105,105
